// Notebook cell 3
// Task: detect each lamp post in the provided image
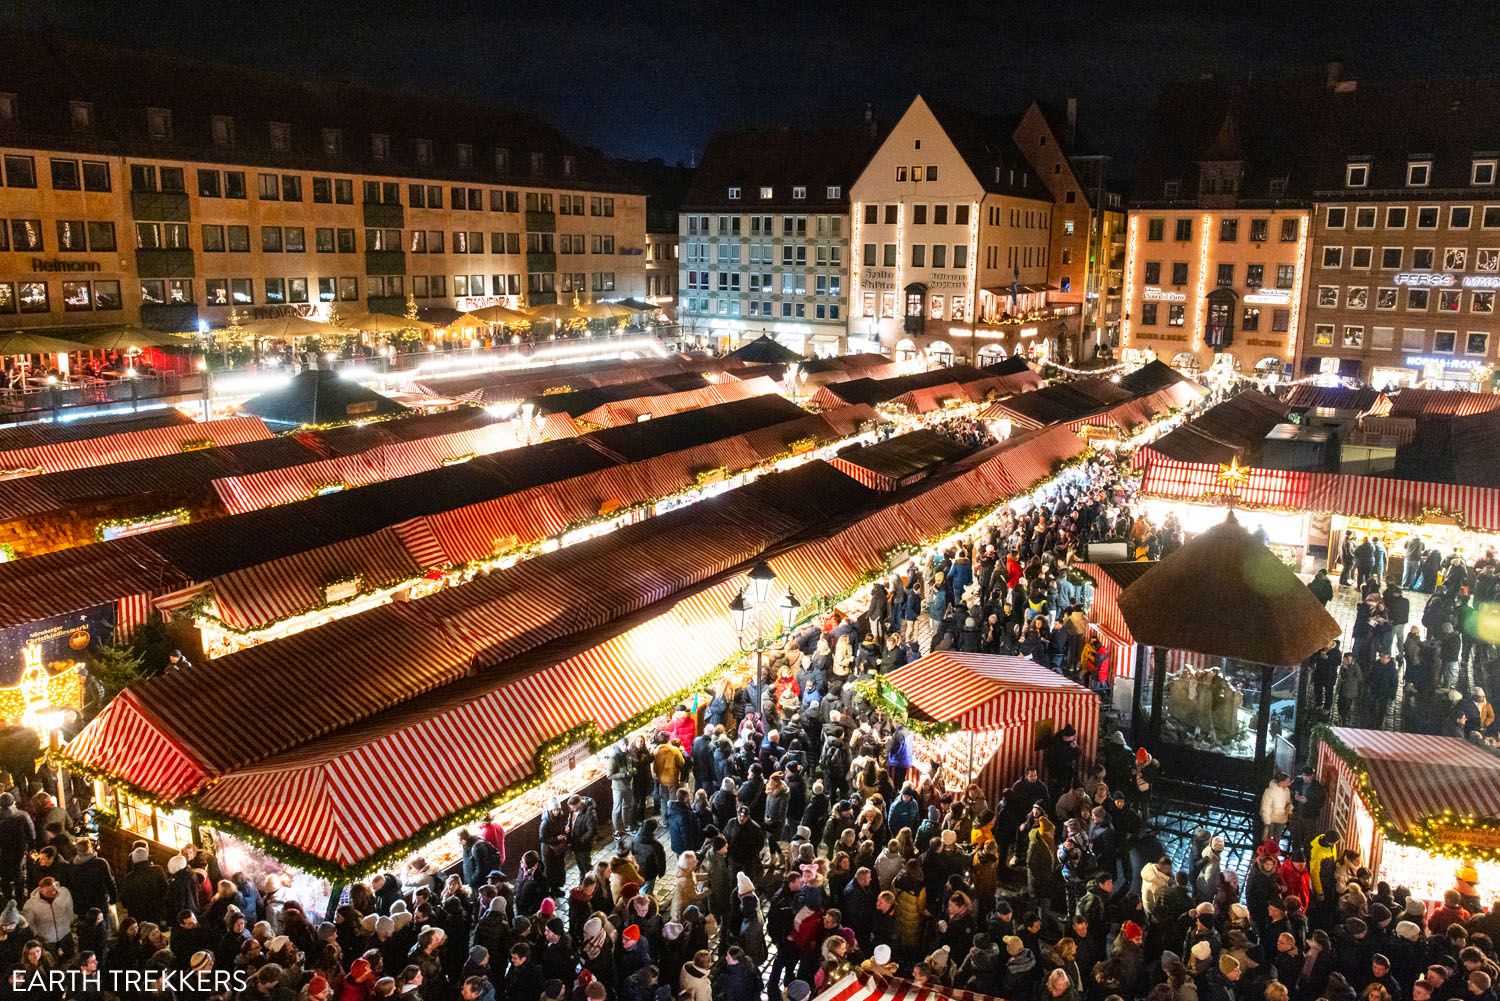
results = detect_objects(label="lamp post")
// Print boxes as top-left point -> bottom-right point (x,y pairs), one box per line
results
196,357 -> 212,420
45,374 -> 60,424
727,559 -> 801,696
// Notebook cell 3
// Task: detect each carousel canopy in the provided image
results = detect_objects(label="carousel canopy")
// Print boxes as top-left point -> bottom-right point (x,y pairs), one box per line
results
726,334 -> 804,364
241,369 -> 408,428
1116,512 -> 1339,665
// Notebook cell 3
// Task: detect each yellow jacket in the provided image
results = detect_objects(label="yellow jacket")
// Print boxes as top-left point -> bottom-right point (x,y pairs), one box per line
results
1308,833 -> 1338,898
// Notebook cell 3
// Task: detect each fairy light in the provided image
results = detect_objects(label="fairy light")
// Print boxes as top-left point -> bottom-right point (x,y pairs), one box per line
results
851,200 -> 865,327
1122,216 -> 1138,348
1285,212 -> 1310,363
964,199 -> 980,331
1192,213 -> 1212,355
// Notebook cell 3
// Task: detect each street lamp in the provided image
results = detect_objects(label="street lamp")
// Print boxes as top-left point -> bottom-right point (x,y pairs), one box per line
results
726,560 -> 801,698
45,374 -> 60,424
196,357 -> 212,420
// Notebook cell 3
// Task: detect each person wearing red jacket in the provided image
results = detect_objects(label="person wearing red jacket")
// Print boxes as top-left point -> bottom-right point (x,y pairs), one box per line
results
1279,853 -> 1311,912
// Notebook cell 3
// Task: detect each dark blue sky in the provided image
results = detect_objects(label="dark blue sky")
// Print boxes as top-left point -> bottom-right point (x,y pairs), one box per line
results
45,0 -> 1500,177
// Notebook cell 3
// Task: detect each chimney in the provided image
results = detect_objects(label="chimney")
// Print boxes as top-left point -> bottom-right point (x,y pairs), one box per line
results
1065,97 -> 1078,147
1326,61 -> 1344,88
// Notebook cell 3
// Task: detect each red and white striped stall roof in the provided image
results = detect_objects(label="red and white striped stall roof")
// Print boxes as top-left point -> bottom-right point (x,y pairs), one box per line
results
1316,727 -> 1500,834
817,972 -> 1004,1001
1140,457 -> 1500,532
62,690 -> 214,801
0,416 -> 272,477
883,652 -> 1098,730
575,376 -> 783,428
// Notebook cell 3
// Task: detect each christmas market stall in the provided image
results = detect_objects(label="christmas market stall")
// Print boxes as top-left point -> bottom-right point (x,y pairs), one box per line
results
1313,726 -> 1500,902
815,970 -> 1006,1001
1117,514 -> 1340,787
876,651 -> 1099,802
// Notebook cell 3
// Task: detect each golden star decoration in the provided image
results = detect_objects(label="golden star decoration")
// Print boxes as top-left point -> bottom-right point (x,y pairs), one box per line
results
1217,455 -> 1251,490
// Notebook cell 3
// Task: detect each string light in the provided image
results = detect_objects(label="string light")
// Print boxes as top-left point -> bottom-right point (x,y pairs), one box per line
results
1285,212 -> 1310,363
1122,216 -> 1138,349
1192,213 -> 1211,355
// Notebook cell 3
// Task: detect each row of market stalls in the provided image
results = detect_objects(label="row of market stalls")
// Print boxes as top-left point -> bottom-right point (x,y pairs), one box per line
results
59,423 -> 1092,898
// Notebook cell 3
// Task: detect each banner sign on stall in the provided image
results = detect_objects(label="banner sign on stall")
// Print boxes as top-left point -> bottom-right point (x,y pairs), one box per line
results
1431,824 -> 1500,851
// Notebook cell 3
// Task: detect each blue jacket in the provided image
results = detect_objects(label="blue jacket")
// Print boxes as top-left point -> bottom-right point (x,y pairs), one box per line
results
888,794 -> 920,835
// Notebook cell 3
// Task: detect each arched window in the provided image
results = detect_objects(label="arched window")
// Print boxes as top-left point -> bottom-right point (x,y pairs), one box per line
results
904,282 -> 927,334
1205,287 -> 1239,349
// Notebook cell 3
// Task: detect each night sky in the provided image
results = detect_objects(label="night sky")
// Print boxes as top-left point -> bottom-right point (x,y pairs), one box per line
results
41,0 -> 1500,178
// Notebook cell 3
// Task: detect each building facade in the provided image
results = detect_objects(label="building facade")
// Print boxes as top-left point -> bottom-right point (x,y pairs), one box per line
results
849,96 -> 1095,368
676,127 -> 878,355
0,37 -> 645,335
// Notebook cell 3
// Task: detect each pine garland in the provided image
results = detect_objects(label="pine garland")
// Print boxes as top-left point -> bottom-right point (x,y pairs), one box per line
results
94,508 -> 190,542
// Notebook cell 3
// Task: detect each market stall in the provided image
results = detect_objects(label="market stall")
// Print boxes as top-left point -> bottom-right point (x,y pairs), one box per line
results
877,652 -> 1098,803
1313,726 -> 1500,903
1117,514 -> 1341,787
816,971 -> 1004,1001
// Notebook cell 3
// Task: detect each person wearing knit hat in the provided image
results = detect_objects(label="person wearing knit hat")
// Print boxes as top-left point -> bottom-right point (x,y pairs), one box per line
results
539,897 -> 556,916
622,924 -> 641,947
872,944 -> 892,967
736,872 -> 755,896
267,935 -> 291,955
166,855 -> 187,875
190,951 -> 213,972
373,979 -> 396,998
1004,935 -> 1024,956
663,921 -> 682,941
1191,940 -> 1213,964
1397,920 -> 1422,941
307,974 -> 332,1000
1406,897 -> 1427,918
359,913 -> 378,935
129,846 -> 149,864
786,982 -> 812,1001
348,958 -> 374,983
1123,920 -> 1145,943
317,921 -> 336,942
1219,953 -> 1242,979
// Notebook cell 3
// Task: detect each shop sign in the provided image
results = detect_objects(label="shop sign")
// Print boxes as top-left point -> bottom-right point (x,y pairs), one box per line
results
549,735 -> 592,776
30,257 -> 101,273
1431,824 -> 1500,850
454,295 -> 511,311
100,511 -> 185,541
1244,290 -> 1292,304
1404,355 -> 1487,370
1393,273 -> 1500,289
861,269 -> 896,292
926,272 -> 968,291
1142,287 -> 1186,302
250,304 -> 323,320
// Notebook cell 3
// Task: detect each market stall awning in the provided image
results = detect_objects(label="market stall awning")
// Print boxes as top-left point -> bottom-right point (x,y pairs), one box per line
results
1117,513 -> 1340,665
817,971 -> 1004,1001
726,334 -> 804,364
1318,727 -> 1500,834
830,429 -> 974,491
573,375 -> 782,428
0,416 -> 273,477
241,370 -> 408,428
0,332 -> 94,355
1141,391 -> 1291,466
884,652 -> 1098,730
0,410 -> 193,453
1389,388 -> 1500,419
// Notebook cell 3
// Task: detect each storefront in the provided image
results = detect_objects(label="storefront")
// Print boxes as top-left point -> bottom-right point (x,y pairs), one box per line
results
1314,726 -> 1500,902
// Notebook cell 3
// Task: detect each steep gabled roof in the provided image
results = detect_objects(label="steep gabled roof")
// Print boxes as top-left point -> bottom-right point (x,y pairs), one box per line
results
682,126 -> 879,212
923,98 -> 1050,200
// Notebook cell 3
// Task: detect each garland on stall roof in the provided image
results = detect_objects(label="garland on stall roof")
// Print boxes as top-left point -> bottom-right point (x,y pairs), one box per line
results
0,542 -> 14,562
851,677 -> 958,738
94,508 -> 191,542
1312,725 -> 1500,863
45,746 -> 190,814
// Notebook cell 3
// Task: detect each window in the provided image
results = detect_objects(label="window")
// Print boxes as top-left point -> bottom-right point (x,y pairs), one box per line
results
1219,218 -> 1238,241
1143,262 -> 1161,284
1372,326 -> 1395,350
1147,219 -> 1164,241
320,128 -> 341,157
932,245 -> 947,268
258,173 -> 279,200
281,175 -> 302,201
1343,325 -> 1364,348
1216,263 -> 1234,286
49,158 -> 79,191
146,107 -> 172,140
1346,163 -> 1369,188
1473,160 -> 1498,186
55,220 -> 85,252
4,155 -> 36,188
1407,161 -> 1432,187
1375,287 -> 1398,310
226,171 -> 246,199
1474,291 -> 1495,314
1440,289 -> 1462,312
1326,206 -> 1347,229
1174,219 -> 1192,241
926,165 -> 938,181
1241,306 -> 1261,330
1350,247 -> 1373,269
1467,331 -> 1490,356
913,204 -> 927,225
1413,248 -> 1435,270
1246,263 -> 1264,287
791,186 -> 805,200
68,100 -> 93,131
1167,303 -> 1186,326
1381,247 -> 1403,270
827,185 -> 841,199
1170,262 -> 1189,285
1347,287 -> 1368,309
0,94 -> 12,122
371,133 -> 390,160
1322,246 -> 1343,268
17,282 -> 47,313
1387,206 -> 1408,228
1317,286 -> 1338,308
211,115 -> 235,146
226,225 -> 249,252
1401,327 -> 1425,350
1408,288 -> 1430,310
1417,206 -> 1439,229
529,153 -> 545,176
954,245 -> 968,268
726,187 -> 740,200
1276,264 -> 1295,289
1451,206 -> 1473,229
264,278 -> 286,303
1354,207 -> 1376,229
82,161 -> 110,192
197,168 -> 222,198
413,139 -> 433,166
882,244 -> 897,267
1163,180 -> 1181,198
1249,219 -> 1268,242
1434,330 -> 1457,353
134,223 -> 163,250
86,221 -> 115,251
457,143 -> 474,169
159,167 -> 184,192
1445,247 -> 1468,271
261,227 -> 283,253
285,227 -> 305,253
1140,302 -> 1158,325
202,225 -> 226,252
1313,323 -> 1334,347
1280,218 -> 1299,242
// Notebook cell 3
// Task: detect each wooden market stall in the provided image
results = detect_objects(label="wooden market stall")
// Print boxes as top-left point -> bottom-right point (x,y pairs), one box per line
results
878,652 -> 1099,803
1117,513 -> 1341,788
1313,726 -> 1500,903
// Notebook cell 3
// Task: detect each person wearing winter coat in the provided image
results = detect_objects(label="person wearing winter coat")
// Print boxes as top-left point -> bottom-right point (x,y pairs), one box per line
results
165,854 -> 202,917
678,948 -> 713,1001
66,838 -> 116,917
22,877 -> 75,955
631,819 -> 667,895
662,789 -> 699,856
1259,773 -> 1293,845
460,830 -> 502,893
117,846 -> 169,925
891,860 -> 928,958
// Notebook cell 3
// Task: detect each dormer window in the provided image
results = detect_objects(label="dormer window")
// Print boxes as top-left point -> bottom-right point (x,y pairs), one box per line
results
1346,163 -> 1369,188
529,152 -> 545,176
146,107 -> 172,140
371,133 -> 391,161
1269,177 -> 1288,197
269,122 -> 291,150
791,186 -> 806,200
1163,180 -> 1180,198
211,115 -> 235,147
727,186 -> 741,200
321,128 -> 341,157
414,139 -> 433,165
1473,159 -> 1497,186
1407,160 -> 1432,187
456,143 -> 473,168
561,154 -> 575,177
826,185 -> 841,199
760,186 -> 773,200
494,147 -> 511,172
69,101 -> 93,131
0,93 -> 14,122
